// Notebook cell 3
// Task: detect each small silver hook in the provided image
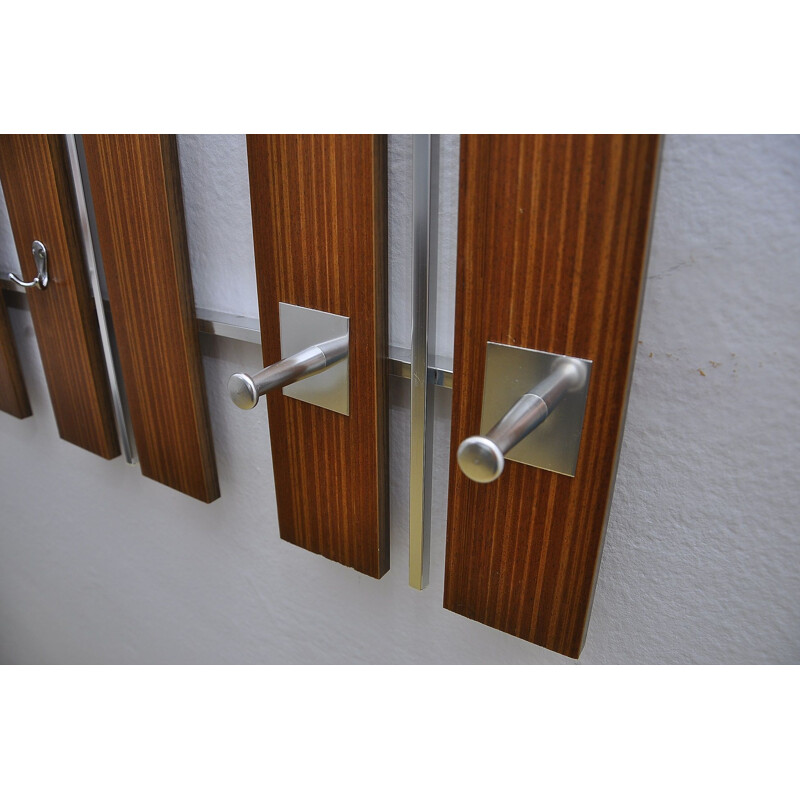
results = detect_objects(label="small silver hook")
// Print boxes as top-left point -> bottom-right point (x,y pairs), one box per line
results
8,240 -> 48,290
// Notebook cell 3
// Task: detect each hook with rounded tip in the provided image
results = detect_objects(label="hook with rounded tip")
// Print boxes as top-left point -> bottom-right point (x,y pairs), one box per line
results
228,333 -> 349,410
8,240 -> 49,290
457,356 -> 588,483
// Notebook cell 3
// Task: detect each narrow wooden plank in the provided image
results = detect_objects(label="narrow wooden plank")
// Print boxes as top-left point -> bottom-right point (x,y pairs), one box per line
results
0,135 -> 119,457
247,134 -> 389,577
444,135 -> 660,658
82,135 -> 219,503
0,290 -> 31,419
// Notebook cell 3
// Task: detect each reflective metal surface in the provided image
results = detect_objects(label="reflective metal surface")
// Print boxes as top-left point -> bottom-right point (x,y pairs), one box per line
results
228,303 -> 350,415
408,134 -> 440,590
462,343 -> 592,480
229,332 -> 348,410
195,308 -> 261,345
278,302 -> 350,415
8,240 -> 48,290
389,346 -> 453,389
2,289 -> 447,391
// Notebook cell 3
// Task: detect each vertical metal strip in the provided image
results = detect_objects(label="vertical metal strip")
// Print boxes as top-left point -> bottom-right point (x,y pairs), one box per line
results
64,134 -> 137,464
409,134 -> 439,590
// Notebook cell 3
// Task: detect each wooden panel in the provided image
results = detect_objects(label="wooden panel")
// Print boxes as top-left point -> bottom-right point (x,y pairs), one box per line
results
0,290 -> 31,419
444,135 -> 660,658
82,135 -> 219,503
247,135 -> 388,577
0,135 -> 119,457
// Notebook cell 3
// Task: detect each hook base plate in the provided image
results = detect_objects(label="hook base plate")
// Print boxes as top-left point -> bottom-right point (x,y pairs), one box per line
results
478,343 -> 592,477
279,302 -> 349,415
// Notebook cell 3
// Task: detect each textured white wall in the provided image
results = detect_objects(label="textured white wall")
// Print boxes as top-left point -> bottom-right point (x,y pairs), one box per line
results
0,135 -> 797,664
176,135 -> 259,320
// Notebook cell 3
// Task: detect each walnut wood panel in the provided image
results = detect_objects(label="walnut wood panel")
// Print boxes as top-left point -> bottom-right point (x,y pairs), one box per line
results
0,135 -> 119,457
0,290 -> 31,419
82,135 -> 219,503
247,135 -> 388,577
444,135 -> 660,658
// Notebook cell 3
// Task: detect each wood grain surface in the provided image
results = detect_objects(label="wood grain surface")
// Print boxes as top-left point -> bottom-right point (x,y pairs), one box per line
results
0,135 -> 119,457
0,289 -> 31,419
444,135 -> 660,658
82,135 -> 219,502
247,135 -> 389,577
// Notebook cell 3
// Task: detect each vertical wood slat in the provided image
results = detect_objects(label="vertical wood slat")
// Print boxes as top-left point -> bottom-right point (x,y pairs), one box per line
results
247,135 -> 389,577
0,135 -> 120,457
82,135 -> 219,503
0,290 -> 31,419
444,135 -> 660,658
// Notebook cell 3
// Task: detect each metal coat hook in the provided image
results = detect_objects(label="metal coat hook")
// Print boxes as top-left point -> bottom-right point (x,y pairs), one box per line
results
228,333 -> 348,410
458,352 -> 590,483
228,302 -> 350,416
8,240 -> 49,290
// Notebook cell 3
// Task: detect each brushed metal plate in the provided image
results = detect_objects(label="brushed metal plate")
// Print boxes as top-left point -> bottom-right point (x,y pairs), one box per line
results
479,342 -> 592,477
279,302 -> 349,415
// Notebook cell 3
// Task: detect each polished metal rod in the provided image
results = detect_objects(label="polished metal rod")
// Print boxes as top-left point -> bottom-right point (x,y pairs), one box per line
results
409,133 -> 439,591
228,333 -> 348,410
457,357 -> 588,484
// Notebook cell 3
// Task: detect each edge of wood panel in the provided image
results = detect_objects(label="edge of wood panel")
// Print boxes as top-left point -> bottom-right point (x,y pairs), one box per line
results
159,134 -> 220,503
246,134 -> 389,577
372,134 -> 390,577
575,135 -> 664,656
81,134 -> 219,501
48,134 -> 120,459
0,290 -> 32,418
0,134 -> 120,457
443,134 -> 662,660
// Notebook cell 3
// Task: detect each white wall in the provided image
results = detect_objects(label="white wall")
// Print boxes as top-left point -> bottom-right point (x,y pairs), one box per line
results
0,135 -> 797,664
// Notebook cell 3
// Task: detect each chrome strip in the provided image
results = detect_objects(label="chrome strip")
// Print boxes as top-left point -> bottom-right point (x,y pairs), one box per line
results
408,134 -> 440,590
2,285 -> 454,391
196,308 -> 261,345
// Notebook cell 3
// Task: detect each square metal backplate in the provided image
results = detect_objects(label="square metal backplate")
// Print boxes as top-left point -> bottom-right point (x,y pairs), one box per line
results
279,302 -> 349,415
479,342 -> 592,477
